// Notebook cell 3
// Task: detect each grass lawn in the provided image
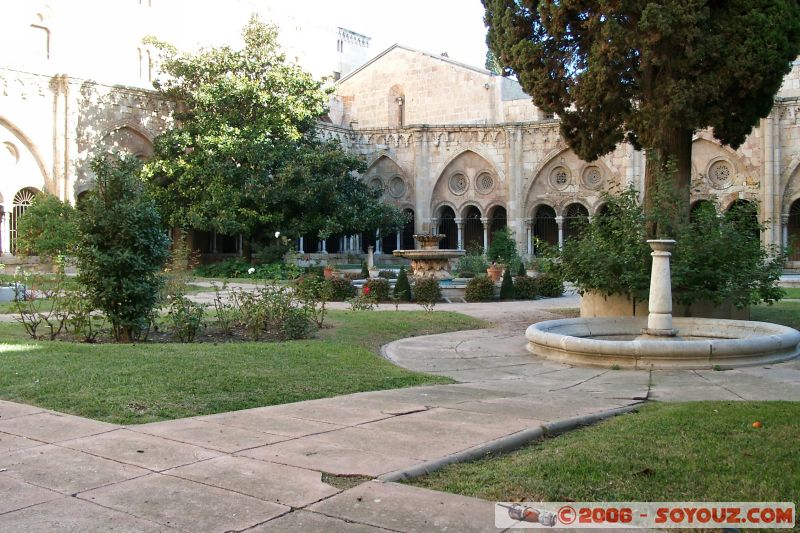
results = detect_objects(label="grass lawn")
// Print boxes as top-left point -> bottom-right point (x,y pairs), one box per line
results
751,300 -> 800,329
781,287 -> 800,299
0,310 -> 484,425
409,401 -> 799,504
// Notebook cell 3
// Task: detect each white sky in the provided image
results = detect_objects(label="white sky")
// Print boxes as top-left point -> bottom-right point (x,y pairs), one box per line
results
275,0 -> 490,68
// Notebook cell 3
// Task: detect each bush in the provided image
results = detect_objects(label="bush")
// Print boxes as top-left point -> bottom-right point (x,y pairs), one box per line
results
329,278 -> 355,301
393,266 -> 412,301
413,277 -> 441,312
500,268 -> 515,300
457,243 -> 488,276
457,270 -> 475,278
556,186 -> 784,308
378,270 -> 396,279
237,285 -> 312,340
514,276 -> 538,300
361,261 -> 370,278
76,153 -> 170,342
487,227 -> 518,264
365,278 -> 391,301
165,295 -> 205,342
465,276 -> 495,302
294,276 -> 333,327
15,193 -> 79,258
195,259 -> 252,278
537,272 -> 564,298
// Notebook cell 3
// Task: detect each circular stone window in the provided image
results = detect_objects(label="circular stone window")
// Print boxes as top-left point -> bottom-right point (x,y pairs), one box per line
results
388,176 -> 406,198
448,173 -> 469,195
475,172 -> 495,194
707,160 -> 733,189
581,166 -> 604,190
549,166 -> 571,190
369,178 -> 384,194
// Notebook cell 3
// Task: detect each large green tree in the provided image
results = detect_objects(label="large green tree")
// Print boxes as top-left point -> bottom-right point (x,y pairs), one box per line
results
484,1 -> 800,235
143,17 -> 404,243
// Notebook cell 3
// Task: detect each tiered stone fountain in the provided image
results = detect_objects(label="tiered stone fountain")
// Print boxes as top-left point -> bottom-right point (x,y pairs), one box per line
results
526,239 -> 800,369
392,234 -> 465,280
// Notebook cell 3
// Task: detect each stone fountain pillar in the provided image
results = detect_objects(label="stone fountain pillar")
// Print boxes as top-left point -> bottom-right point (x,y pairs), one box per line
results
644,239 -> 677,336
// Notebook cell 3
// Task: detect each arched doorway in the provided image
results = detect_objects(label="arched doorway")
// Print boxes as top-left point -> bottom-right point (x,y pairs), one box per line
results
401,208 -> 415,250
563,203 -> 589,242
532,205 -> 557,253
463,205 -> 483,251
10,187 -> 39,255
436,206 -> 457,249
790,200 -> 800,261
488,206 -> 507,246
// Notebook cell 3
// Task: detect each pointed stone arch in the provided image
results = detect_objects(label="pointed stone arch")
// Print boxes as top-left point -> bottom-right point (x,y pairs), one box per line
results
430,149 -> 502,216
365,154 -> 412,204
100,124 -> 154,161
0,116 -> 51,190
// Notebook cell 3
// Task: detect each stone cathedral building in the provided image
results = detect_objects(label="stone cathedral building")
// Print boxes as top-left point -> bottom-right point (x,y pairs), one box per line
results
2,1 -> 800,265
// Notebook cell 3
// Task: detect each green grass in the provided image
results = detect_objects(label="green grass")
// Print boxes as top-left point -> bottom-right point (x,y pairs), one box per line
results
751,300 -> 800,329
410,401 -> 799,504
781,287 -> 800,299
0,310 -> 484,425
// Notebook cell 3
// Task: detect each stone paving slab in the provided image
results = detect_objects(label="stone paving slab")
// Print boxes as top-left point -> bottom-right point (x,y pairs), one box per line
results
241,438 -> 422,477
0,475 -> 61,515
0,430 -> 43,454
0,411 -> 116,443
259,400 -> 398,426
0,496 -> 175,532
308,480 -> 503,533
130,418 -> 290,453
165,455 -> 340,508
249,510 -> 391,532
0,399 -> 45,420
60,429 -> 221,471
198,410 -> 346,437
79,473 -> 289,532
0,444 -> 149,494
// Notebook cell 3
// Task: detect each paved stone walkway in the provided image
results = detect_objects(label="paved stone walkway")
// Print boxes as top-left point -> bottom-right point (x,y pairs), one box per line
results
1,296 -> 799,531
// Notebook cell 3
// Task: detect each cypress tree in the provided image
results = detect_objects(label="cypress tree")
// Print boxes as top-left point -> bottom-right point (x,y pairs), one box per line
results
394,265 -> 412,301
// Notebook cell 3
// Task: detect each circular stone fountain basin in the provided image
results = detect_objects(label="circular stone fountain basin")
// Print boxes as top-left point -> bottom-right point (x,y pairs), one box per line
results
526,317 -> 800,370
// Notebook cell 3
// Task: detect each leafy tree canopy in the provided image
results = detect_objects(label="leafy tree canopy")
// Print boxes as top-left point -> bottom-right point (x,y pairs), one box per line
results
15,193 -> 78,258
143,17 -> 404,241
484,0 -> 800,233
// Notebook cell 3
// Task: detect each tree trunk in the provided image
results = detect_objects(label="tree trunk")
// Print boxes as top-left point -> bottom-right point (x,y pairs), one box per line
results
643,127 -> 693,238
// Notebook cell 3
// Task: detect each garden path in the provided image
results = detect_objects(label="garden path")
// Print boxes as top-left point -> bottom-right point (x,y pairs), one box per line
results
0,296 -> 799,531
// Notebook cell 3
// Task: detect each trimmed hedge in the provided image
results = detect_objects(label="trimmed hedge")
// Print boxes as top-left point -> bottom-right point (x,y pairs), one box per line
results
365,278 -> 391,301
513,276 -> 538,300
465,276 -> 495,302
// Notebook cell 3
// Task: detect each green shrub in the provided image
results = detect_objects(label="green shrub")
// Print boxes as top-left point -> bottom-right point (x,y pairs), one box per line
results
413,277 -> 441,312
252,240 -> 289,264
556,186 -> 784,308
237,285 -> 312,340
361,261 -> 370,279
500,268 -> 515,300
457,243 -> 488,276
365,278 -> 391,301
516,259 -> 527,277
487,227 -> 518,264
165,295 -> 205,342
15,193 -> 79,258
537,273 -> 564,298
465,276 -> 495,302
195,259 -> 252,278
378,270 -> 396,279
294,276 -> 333,327
329,278 -> 355,301
76,153 -> 170,342
513,276 -> 538,300
393,265 -> 412,301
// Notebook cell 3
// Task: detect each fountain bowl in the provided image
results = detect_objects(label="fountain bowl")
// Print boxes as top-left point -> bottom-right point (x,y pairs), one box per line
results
526,316 -> 800,370
393,234 -> 465,280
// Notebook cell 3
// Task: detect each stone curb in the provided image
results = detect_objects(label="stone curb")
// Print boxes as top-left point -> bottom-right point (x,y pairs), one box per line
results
377,402 -> 643,483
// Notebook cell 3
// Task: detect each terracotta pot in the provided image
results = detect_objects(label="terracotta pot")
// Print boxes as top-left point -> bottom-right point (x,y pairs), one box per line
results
486,265 -> 503,283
